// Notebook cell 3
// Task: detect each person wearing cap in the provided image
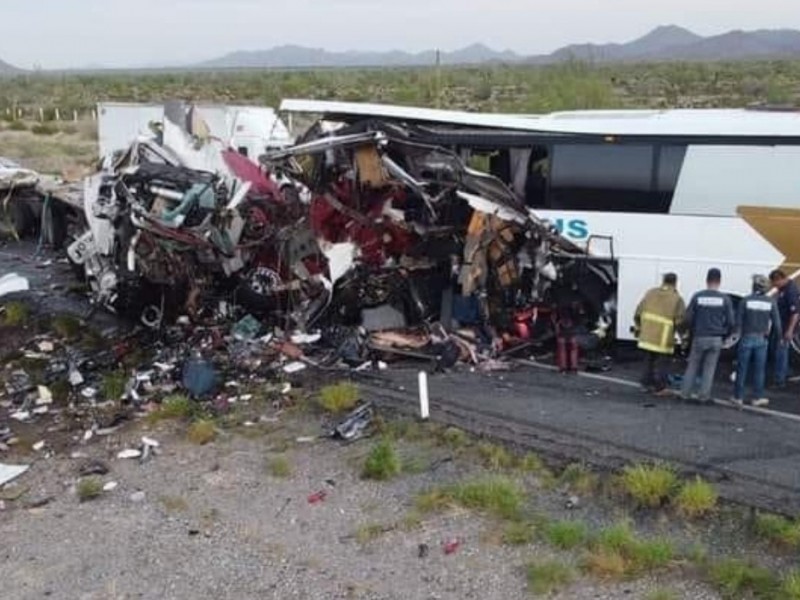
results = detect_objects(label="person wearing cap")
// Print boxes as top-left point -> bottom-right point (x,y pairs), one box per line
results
734,274 -> 781,407
768,269 -> 800,387
680,268 -> 735,403
634,273 -> 686,395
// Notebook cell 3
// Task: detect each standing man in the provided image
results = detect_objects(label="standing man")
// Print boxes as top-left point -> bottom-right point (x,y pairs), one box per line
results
735,275 -> 781,407
634,273 -> 686,395
769,270 -> 799,388
680,268 -> 735,403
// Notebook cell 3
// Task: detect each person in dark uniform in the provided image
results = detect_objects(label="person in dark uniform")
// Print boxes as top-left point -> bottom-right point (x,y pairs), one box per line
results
680,268 -> 734,403
769,269 -> 800,387
735,275 -> 781,407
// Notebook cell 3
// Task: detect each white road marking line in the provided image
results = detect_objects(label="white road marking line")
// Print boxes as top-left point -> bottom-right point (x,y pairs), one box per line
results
517,359 -> 800,424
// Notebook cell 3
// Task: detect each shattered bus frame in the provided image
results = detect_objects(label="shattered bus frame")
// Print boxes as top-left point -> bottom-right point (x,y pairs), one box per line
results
278,99 -> 800,349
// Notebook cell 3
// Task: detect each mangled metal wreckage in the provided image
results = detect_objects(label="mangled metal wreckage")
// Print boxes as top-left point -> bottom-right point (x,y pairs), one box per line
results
68,115 -> 615,361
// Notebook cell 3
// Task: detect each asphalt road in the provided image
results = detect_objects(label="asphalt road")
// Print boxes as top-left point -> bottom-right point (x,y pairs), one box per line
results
362,364 -> 800,514
4,238 -> 800,513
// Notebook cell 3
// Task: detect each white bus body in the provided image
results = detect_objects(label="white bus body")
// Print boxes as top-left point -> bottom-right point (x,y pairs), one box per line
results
279,100 -> 800,341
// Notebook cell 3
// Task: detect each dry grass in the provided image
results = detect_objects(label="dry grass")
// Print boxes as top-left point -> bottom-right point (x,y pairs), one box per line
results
187,419 -> 217,445
476,442 -> 515,470
502,521 -> 537,545
0,128 -> 96,175
50,314 -> 82,339
560,463 -> 597,494
586,521 -> 675,579
355,522 -> 393,545
267,455 -> 292,478
526,560 -> 576,596
707,559 -> 779,599
159,495 -> 189,512
318,381 -> 359,414
438,426 -> 470,449
415,476 -> 525,521
620,464 -> 678,508
76,477 -> 103,502
753,513 -> 800,550
2,301 -> 29,326
674,477 -> 718,519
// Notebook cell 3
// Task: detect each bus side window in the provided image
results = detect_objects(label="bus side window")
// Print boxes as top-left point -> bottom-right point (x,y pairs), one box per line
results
549,143 -> 662,213
524,147 -> 549,208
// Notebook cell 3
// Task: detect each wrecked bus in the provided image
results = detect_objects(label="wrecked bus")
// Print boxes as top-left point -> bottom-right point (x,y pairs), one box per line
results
278,100 -> 800,349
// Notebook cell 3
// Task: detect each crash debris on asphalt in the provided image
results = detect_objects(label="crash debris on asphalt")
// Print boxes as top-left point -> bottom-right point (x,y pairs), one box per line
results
0,103 -> 618,480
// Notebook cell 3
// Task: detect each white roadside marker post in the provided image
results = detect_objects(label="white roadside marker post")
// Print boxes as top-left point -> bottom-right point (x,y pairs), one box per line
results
418,371 -> 430,420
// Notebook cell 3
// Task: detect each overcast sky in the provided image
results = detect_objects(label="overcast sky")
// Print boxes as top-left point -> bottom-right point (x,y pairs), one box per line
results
3,0 -> 800,69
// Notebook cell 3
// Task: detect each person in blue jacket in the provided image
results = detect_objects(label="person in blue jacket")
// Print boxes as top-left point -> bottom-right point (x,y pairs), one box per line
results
735,274 -> 782,407
680,268 -> 735,403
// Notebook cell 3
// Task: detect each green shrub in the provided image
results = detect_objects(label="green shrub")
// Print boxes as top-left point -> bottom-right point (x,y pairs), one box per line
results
543,520 -> 588,550
588,522 -> 675,578
362,439 -> 401,481
780,569 -> 800,600
754,513 -> 800,550
707,559 -> 779,599
526,560 -> 575,596
416,476 -> 525,521
318,381 -> 359,413
674,477 -> 718,519
620,464 -> 678,508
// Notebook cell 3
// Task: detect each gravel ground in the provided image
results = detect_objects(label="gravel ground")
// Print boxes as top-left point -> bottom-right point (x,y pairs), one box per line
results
0,407 -> 735,600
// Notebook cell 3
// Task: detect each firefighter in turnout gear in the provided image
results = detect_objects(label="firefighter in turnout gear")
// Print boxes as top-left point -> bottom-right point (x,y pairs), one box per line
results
634,273 -> 687,395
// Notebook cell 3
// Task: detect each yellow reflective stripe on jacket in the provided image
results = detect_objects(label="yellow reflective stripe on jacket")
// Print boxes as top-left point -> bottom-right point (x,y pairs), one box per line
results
640,311 -> 675,353
640,312 -> 673,326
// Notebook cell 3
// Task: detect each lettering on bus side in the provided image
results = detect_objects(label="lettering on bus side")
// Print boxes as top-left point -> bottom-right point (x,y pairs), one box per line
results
552,218 -> 589,240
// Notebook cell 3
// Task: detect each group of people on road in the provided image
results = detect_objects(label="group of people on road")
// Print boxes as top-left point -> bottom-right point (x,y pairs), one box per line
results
634,268 -> 799,406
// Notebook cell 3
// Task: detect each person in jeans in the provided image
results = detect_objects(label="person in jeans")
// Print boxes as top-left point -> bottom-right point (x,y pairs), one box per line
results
769,270 -> 800,387
735,275 -> 781,407
680,268 -> 734,404
634,273 -> 686,395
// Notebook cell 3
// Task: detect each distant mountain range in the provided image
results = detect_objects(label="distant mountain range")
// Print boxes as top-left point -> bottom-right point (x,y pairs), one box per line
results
0,58 -> 21,75
198,26 -> 800,69
3,25 -> 800,73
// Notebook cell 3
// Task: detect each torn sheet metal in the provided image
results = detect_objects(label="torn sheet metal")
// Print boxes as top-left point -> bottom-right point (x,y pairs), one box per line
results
0,273 -> 29,298
0,463 -> 29,487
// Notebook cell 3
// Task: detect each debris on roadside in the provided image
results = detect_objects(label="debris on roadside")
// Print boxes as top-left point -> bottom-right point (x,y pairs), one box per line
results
0,463 -> 29,487
331,402 -> 375,443
0,102 -> 618,468
307,490 -> 327,504
443,539 -> 461,555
